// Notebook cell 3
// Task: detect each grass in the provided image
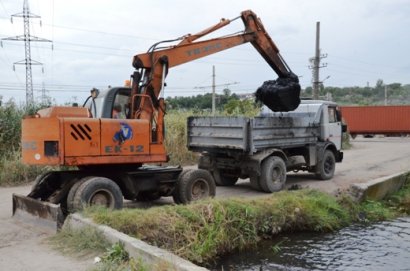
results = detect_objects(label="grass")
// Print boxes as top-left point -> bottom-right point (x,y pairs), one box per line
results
82,179 -> 410,266
49,177 -> 410,269
164,110 -> 199,166
49,226 -> 111,257
84,189 -> 352,264
50,226 -> 156,271
0,150 -> 47,186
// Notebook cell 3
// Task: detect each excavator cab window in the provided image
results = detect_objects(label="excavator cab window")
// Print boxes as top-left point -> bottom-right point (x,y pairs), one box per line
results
112,92 -> 129,119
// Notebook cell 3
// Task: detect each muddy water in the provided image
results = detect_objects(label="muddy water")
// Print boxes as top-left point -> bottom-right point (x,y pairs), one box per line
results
212,217 -> 410,271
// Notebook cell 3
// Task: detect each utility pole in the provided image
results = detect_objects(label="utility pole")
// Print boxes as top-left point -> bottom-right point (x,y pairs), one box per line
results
1,0 -> 52,106
194,66 -> 238,114
309,22 -> 327,100
384,84 -> 388,106
212,65 -> 216,115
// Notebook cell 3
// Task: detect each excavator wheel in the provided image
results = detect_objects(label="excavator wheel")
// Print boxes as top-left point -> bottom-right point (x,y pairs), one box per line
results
172,169 -> 194,204
71,176 -> 123,211
173,169 -> 215,204
66,176 -> 94,213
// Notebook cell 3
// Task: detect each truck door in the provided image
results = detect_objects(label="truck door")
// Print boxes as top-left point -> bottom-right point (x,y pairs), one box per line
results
323,105 -> 342,150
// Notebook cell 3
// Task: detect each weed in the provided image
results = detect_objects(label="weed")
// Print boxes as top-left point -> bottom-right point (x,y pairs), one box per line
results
102,242 -> 129,265
49,225 -> 111,258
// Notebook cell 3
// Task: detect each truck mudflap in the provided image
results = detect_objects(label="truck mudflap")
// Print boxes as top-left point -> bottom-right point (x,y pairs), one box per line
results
12,193 -> 64,233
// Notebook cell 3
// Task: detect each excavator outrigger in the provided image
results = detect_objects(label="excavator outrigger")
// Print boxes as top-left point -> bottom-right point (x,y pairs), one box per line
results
13,10 -> 300,231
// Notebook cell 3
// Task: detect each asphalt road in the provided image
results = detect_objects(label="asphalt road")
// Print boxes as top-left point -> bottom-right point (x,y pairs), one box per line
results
1,136 -> 410,270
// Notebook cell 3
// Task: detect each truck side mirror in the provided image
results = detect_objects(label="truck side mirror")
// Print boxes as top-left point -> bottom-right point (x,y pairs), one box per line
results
342,124 -> 347,133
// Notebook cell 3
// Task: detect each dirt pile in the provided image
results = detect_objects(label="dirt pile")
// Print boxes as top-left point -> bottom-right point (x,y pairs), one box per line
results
255,77 -> 301,112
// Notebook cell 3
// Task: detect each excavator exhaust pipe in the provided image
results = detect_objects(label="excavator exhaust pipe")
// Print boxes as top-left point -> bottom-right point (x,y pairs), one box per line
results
12,193 -> 64,233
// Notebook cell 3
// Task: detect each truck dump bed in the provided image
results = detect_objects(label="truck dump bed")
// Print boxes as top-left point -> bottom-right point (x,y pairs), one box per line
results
188,112 -> 320,154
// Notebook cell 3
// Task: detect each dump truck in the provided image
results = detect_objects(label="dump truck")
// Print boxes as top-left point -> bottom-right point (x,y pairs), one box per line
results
13,10 -> 301,230
188,100 -> 345,192
340,105 -> 410,138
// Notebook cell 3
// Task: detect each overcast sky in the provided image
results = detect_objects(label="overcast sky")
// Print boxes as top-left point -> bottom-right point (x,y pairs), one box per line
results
0,0 -> 409,104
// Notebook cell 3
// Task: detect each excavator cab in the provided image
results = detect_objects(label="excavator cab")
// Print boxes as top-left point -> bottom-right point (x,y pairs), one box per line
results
83,87 -> 132,119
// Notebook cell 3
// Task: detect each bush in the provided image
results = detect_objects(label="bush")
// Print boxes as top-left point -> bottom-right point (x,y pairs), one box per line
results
164,111 -> 198,165
0,100 -> 47,186
0,100 -> 24,157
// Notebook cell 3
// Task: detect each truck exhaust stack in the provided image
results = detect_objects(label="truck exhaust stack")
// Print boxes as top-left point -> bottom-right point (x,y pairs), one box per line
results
255,77 -> 301,112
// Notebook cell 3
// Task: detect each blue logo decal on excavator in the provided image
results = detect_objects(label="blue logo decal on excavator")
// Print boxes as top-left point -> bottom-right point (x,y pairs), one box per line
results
113,122 -> 133,145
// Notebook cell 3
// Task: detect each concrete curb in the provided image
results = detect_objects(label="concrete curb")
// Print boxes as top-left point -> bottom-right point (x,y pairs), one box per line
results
64,213 -> 209,271
350,170 -> 410,202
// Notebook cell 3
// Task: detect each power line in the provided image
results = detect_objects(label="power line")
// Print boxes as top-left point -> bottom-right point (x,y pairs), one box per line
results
1,0 -> 52,106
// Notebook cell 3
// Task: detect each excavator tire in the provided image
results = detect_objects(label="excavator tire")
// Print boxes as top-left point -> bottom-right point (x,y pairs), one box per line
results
66,176 -> 94,213
175,169 -> 215,204
172,169 -> 194,204
72,177 -> 123,211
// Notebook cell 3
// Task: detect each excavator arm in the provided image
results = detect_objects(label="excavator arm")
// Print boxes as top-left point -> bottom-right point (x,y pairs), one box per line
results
129,10 -> 300,124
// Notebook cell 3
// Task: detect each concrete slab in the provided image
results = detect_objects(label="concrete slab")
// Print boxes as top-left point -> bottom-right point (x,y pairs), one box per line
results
350,171 -> 410,202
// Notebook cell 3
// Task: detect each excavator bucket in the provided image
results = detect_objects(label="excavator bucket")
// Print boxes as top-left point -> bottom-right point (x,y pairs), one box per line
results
12,193 -> 64,233
255,77 -> 301,112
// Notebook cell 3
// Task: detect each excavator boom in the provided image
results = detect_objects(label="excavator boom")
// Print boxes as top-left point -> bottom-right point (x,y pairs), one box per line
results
130,10 -> 300,123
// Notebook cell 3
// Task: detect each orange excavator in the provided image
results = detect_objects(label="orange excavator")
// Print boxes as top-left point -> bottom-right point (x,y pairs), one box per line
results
13,10 -> 300,230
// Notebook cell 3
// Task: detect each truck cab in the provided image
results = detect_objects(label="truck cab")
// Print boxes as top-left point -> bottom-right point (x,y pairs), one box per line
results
261,100 -> 344,151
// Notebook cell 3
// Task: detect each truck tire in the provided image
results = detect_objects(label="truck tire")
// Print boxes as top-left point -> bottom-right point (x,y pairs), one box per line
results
259,156 -> 287,193
316,150 -> 336,180
172,169 -> 194,204
72,177 -> 123,211
212,169 -> 238,186
176,169 -> 216,204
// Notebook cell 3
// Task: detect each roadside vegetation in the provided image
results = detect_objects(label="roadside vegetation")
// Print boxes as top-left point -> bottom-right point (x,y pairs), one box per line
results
0,100 -> 47,186
1,80 -> 407,185
50,225 -> 172,271
82,176 -> 410,266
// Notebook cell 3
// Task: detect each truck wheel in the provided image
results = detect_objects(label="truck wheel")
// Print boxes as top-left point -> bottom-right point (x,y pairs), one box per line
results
212,169 -> 238,186
176,169 -> 216,204
72,177 -> 123,211
316,150 -> 336,180
259,156 -> 287,193
172,169 -> 194,204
